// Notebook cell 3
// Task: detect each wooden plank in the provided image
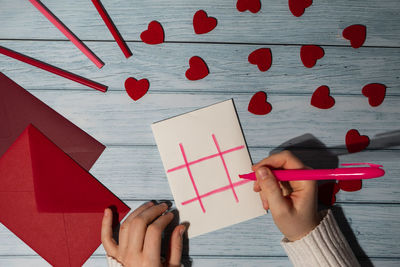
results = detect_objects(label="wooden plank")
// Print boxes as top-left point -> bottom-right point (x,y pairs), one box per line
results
17,91 -> 400,149
0,41 -> 399,94
89,146 -> 400,203
0,255 -> 398,267
0,202 -> 399,258
1,0 -> 400,47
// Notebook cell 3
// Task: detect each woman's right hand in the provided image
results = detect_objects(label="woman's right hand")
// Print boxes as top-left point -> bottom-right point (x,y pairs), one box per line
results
252,151 -> 321,241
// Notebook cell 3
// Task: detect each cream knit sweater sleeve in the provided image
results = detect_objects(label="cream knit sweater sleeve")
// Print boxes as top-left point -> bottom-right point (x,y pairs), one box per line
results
281,209 -> 360,267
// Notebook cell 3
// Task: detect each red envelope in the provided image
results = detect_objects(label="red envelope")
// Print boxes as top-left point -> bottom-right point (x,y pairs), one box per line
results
0,125 -> 130,267
0,72 -> 105,170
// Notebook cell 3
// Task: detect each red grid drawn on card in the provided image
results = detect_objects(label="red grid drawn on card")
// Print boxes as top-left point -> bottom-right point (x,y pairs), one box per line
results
167,134 -> 251,213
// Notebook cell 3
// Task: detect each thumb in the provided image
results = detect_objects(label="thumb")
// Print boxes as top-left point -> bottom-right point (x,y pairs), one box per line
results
256,167 -> 287,212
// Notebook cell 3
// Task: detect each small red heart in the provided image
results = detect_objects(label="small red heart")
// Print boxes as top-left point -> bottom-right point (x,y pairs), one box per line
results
300,45 -> 324,68
248,91 -> 272,115
289,0 -> 313,17
362,83 -> 386,107
193,10 -> 217,34
318,182 -> 340,206
338,180 -> 362,192
124,77 -> 149,101
311,86 -> 335,109
343,24 -> 366,48
248,48 -> 272,72
140,21 -> 164,45
236,0 -> 261,13
345,129 -> 370,153
185,56 -> 209,81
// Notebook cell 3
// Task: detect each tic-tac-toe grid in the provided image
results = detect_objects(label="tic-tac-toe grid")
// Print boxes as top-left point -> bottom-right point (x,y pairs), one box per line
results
167,133 -> 251,213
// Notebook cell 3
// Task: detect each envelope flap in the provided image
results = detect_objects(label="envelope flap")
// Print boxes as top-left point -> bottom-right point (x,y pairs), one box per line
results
0,126 -> 34,192
27,125 -> 123,213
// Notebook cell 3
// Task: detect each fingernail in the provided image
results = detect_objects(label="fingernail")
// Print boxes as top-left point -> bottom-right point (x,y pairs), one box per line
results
257,167 -> 269,180
104,209 -> 108,216
158,200 -> 173,209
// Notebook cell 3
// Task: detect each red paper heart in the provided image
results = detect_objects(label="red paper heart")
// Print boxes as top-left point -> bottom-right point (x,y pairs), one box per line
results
193,10 -> 217,34
140,21 -> 164,45
236,0 -> 261,13
345,129 -> 370,153
362,83 -> 386,107
185,56 -> 209,81
124,77 -> 149,101
343,24 -> 366,48
300,45 -> 324,68
289,0 -> 313,17
248,48 -> 272,72
318,182 -> 340,206
248,91 -> 272,115
311,86 -> 335,109
338,180 -> 362,192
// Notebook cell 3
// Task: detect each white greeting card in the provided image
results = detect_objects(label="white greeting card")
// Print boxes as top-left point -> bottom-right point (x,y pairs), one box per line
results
151,99 -> 265,237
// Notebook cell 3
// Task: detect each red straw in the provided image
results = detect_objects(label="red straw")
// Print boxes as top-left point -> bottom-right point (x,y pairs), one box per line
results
91,0 -> 132,58
0,46 -> 108,92
29,0 -> 105,68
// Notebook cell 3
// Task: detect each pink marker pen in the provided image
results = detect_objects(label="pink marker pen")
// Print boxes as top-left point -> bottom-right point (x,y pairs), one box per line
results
239,163 -> 385,181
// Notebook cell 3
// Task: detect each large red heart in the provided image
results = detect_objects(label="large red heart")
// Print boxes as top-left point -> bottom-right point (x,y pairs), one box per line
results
343,24 -> 366,48
345,129 -> 370,153
310,86 -> 335,109
124,77 -> 149,101
140,21 -> 164,45
318,182 -> 340,206
193,10 -> 217,34
362,83 -> 386,107
338,180 -> 362,192
185,56 -> 209,81
300,45 -> 324,68
248,91 -> 272,115
248,48 -> 272,72
289,0 -> 313,17
236,0 -> 261,13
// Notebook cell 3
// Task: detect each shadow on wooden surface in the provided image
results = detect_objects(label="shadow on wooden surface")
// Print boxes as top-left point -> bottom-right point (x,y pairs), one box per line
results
332,206 -> 374,267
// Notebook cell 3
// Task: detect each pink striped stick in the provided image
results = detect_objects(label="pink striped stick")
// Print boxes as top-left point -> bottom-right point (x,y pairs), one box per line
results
29,0 -> 105,68
0,46 -> 108,92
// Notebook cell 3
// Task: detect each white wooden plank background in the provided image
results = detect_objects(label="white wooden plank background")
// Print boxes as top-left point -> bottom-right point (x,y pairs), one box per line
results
1,0 -> 399,266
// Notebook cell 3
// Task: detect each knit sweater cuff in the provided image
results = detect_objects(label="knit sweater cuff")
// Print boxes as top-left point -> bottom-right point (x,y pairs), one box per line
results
281,209 -> 360,267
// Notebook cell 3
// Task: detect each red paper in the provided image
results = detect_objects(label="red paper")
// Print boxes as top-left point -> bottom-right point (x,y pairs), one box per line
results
288,0 -> 312,17
124,77 -> 150,101
0,72 -> 105,170
310,86 -> 335,109
338,180 -> 362,192
248,91 -> 272,115
345,129 -> 370,153
318,182 -> 340,206
185,56 -> 209,80
362,83 -> 386,107
248,48 -> 272,72
193,10 -> 217,34
236,0 -> 261,13
300,45 -> 324,68
0,125 -> 130,267
140,21 -> 165,45
343,24 -> 367,48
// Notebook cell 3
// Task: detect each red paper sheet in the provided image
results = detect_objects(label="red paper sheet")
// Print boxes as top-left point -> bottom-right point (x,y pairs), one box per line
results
0,72 -> 105,170
0,125 -> 130,267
